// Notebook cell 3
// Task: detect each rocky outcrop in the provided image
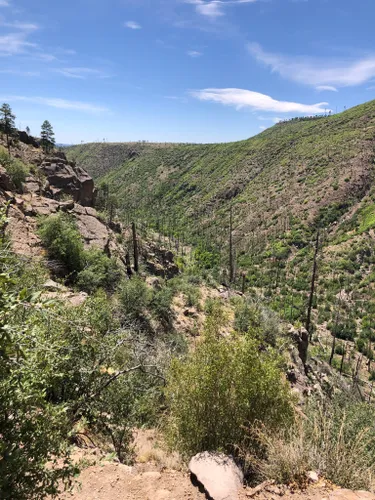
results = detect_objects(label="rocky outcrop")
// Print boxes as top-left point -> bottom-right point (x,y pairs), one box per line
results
40,153 -> 94,206
18,131 -> 39,149
2,192 -> 124,263
142,241 -> 179,279
0,167 -> 15,191
189,452 -> 243,500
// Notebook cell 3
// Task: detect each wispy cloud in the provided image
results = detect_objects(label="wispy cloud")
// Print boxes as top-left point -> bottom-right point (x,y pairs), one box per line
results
185,0 -> 257,18
191,88 -> 330,114
316,85 -> 338,92
54,67 -> 111,79
187,50 -> 202,57
0,32 -> 36,56
0,95 -> 109,113
124,21 -> 141,29
259,125 -> 266,130
0,0 -> 10,6
248,43 -> 375,88
2,21 -> 39,30
0,69 -> 40,77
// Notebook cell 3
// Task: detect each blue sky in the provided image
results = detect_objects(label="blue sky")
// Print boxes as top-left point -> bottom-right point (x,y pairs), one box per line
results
1,0 -> 375,144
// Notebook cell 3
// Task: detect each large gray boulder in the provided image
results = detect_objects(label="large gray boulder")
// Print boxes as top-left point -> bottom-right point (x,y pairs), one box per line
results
189,452 -> 243,500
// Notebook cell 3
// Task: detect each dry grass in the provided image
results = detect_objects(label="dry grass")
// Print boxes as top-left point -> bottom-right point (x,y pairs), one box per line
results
245,399 -> 375,492
133,429 -> 184,471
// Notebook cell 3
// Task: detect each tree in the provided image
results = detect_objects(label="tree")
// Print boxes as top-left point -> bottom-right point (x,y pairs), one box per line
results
25,126 -> 30,135
40,120 -> 55,154
0,103 -> 17,155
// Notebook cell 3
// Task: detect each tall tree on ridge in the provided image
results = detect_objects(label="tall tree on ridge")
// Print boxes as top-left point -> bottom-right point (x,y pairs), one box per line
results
0,103 -> 17,155
40,120 -> 55,154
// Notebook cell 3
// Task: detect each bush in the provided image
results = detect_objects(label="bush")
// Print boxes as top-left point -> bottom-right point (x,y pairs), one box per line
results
164,303 -> 294,456
250,396 -> 375,491
0,149 -> 29,190
0,236 -> 76,499
118,276 -> 150,320
151,286 -> 175,327
38,213 -> 84,273
76,248 -> 121,293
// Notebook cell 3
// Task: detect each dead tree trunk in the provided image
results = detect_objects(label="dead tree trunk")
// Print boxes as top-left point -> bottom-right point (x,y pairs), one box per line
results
125,252 -> 132,278
132,222 -> 139,273
229,206 -> 235,283
306,230 -> 320,341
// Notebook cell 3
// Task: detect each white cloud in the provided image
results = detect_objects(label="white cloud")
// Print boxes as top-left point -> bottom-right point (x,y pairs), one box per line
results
185,0 -> 257,18
248,43 -> 375,88
259,125 -> 266,130
191,88 -> 330,114
54,67 -> 110,79
316,85 -> 338,92
187,50 -> 202,57
0,0 -> 10,6
0,95 -> 109,113
124,21 -> 141,29
0,32 -> 36,56
2,21 -> 39,30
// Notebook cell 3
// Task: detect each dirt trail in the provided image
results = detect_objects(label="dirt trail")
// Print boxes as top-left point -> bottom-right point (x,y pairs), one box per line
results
59,455 -> 375,500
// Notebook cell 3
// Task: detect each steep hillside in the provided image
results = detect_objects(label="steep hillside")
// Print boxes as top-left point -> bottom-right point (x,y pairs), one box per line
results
67,100 -> 375,384
67,101 -> 375,248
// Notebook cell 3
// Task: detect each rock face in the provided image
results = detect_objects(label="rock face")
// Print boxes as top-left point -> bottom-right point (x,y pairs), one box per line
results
40,153 -> 94,206
142,241 -> 179,279
189,452 -> 243,500
18,130 -> 39,149
0,167 -> 15,191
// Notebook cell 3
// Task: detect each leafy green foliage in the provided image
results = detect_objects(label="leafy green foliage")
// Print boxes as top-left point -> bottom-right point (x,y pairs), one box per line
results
38,213 -> 84,273
0,149 -> 29,190
118,275 -> 150,320
76,248 -> 121,293
165,303 -> 294,456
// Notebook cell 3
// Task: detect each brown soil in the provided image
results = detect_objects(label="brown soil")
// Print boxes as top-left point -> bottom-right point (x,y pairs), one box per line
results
58,445 -> 375,500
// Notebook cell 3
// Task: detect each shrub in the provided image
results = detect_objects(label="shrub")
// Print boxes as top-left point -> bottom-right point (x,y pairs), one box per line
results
118,276 -> 150,320
76,248 -> 121,293
0,150 -> 29,190
250,396 -> 375,491
38,213 -> 84,273
164,303 -> 294,456
151,286 -> 175,327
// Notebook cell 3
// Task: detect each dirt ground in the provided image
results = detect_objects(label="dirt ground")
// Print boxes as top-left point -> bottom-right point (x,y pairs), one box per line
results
58,444 -> 375,500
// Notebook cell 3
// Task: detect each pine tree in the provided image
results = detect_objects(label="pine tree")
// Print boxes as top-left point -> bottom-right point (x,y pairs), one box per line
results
40,120 -> 55,154
0,103 -> 17,155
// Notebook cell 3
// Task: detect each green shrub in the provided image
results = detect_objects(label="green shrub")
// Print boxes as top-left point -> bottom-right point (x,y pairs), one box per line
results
38,213 -> 84,273
151,286 -> 175,327
76,248 -> 121,293
0,150 -> 29,190
165,303 -> 294,456
118,276 -> 150,320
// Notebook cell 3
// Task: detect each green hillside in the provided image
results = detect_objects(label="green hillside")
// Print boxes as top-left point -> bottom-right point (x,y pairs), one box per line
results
67,100 -> 375,346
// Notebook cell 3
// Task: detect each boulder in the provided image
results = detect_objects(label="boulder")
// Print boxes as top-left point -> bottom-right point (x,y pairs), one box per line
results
189,452 -> 243,500
40,153 -> 94,206
18,130 -> 39,148
0,167 -> 15,191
